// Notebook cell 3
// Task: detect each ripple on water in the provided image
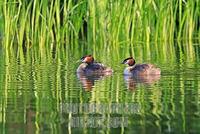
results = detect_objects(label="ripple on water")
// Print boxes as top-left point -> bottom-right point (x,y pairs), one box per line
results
1,52 -> 200,133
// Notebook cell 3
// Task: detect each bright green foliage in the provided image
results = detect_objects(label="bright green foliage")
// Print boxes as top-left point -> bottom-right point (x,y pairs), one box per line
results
0,0 -> 199,61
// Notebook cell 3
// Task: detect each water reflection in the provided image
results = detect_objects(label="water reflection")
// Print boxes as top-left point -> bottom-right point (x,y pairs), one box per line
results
77,73 -> 111,91
1,45 -> 200,133
124,74 -> 161,91
26,108 -> 36,134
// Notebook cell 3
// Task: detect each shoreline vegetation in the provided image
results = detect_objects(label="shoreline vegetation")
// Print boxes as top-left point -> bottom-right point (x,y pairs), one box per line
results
0,0 -> 199,61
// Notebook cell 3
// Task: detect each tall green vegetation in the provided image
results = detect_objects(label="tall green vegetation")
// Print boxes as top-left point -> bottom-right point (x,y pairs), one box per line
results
0,0 -> 200,60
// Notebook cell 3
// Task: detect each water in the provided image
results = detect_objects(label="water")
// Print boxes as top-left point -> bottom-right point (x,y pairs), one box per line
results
0,46 -> 200,134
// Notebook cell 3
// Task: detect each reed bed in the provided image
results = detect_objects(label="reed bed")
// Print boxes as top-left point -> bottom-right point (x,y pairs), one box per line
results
0,0 -> 199,53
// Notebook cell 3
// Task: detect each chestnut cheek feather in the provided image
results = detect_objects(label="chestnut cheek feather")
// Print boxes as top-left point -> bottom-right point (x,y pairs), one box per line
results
128,59 -> 135,66
84,56 -> 94,63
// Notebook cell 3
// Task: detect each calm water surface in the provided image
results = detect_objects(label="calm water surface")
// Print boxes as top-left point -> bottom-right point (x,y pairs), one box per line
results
0,46 -> 200,134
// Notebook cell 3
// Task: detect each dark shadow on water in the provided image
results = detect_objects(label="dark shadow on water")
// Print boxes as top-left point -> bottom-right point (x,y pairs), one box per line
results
77,73 -> 111,91
124,74 -> 161,91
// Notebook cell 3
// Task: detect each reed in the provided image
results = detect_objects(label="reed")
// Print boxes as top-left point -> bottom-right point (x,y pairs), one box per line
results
0,0 -> 199,59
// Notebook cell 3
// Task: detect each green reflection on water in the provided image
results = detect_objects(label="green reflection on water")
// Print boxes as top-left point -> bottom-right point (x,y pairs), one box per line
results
0,41 -> 200,133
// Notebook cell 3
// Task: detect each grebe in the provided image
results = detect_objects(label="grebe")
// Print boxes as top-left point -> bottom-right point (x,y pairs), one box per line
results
77,55 -> 113,75
122,57 -> 161,76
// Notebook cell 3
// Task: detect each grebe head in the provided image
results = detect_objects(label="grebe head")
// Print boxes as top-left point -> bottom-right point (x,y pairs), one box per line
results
122,57 -> 135,66
80,55 -> 94,64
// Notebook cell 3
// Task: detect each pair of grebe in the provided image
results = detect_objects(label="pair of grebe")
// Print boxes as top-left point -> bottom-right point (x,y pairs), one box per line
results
77,55 -> 161,75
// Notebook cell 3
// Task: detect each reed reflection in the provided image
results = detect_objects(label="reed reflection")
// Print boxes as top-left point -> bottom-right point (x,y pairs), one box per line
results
124,74 -> 161,91
77,73 -> 111,91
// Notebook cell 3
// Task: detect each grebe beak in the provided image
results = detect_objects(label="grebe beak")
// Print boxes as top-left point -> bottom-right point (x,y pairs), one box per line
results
76,60 -> 81,63
77,57 -> 85,63
121,60 -> 127,64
